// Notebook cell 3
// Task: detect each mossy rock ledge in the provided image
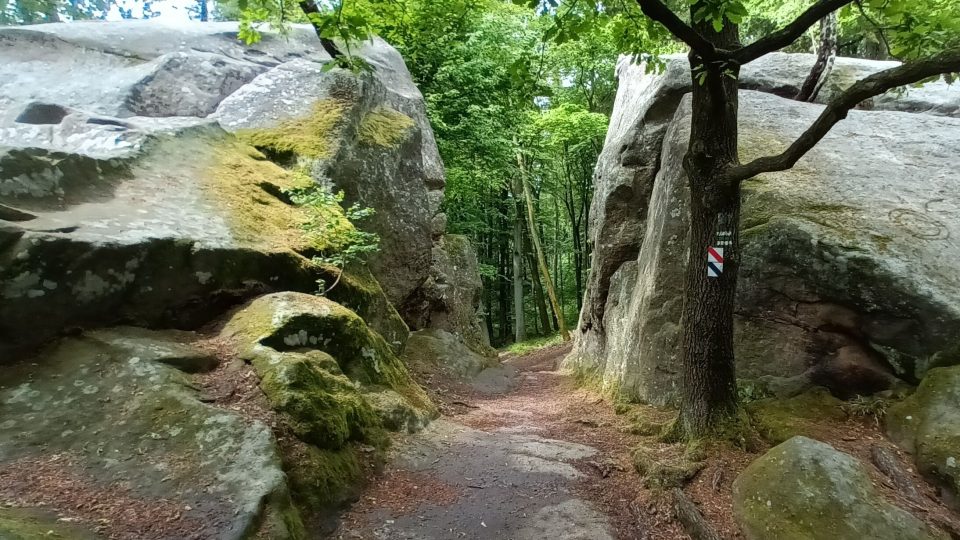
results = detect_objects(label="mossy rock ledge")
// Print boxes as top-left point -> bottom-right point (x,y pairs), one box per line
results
221,292 -> 437,436
886,365 -> 960,509
733,436 -> 946,540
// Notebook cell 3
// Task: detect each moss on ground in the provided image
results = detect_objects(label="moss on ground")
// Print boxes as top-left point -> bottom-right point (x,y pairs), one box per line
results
0,508 -> 101,540
357,106 -> 415,147
238,99 -> 348,160
746,388 -> 847,444
502,333 -> 564,355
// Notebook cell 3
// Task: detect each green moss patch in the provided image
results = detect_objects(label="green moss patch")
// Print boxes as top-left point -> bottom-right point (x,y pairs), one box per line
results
222,292 -> 436,427
357,106 -> 415,147
0,508 -> 101,540
249,348 -> 384,449
746,389 -> 847,444
238,99 -> 349,160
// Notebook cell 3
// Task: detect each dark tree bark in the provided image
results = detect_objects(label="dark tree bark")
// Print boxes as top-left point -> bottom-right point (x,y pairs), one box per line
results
676,10 -> 743,437
795,11 -> 838,102
198,0 -> 208,22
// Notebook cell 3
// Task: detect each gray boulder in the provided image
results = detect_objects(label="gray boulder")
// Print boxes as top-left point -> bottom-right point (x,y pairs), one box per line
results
0,330 -> 303,539
399,234 -> 495,357
0,22 -> 461,359
403,328 -> 499,379
733,436 -> 946,540
567,53 -> 960,405
887,365 -> 960,508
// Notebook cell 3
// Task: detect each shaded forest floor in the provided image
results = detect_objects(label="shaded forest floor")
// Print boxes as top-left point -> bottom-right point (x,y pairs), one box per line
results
335,343 -> 960,539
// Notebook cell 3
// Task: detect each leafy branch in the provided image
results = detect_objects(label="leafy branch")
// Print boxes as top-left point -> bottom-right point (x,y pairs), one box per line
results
285,184 -> 380,295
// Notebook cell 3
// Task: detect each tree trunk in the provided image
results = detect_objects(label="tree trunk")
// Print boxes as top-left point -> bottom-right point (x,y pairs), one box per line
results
795,11 -> 838,102
526,243 -> 551,335
512,178 -> 526,343
518,152 -> 570,341
677,9 -> 743,437
198,0 -> 208,21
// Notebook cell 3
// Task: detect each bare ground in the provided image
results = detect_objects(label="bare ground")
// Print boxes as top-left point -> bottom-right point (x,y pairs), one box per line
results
335,342 -> 960,540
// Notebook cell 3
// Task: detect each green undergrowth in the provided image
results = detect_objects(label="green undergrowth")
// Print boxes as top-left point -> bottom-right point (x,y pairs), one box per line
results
501,333 -> 564,355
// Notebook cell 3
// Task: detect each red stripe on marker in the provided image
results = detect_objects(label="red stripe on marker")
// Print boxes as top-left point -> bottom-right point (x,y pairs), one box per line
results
707,246 -> 724,263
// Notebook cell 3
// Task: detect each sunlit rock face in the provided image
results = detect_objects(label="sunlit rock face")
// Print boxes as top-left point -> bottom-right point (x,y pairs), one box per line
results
566,53 -> 960,405
0,21 -> 484,359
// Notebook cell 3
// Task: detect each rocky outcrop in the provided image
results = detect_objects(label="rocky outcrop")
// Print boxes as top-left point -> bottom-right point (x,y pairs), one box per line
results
733,436 -> 946,540
0,20 -> 466,537
399,234 -> 495,357
0,21 -> 483,360
221,292 -> 437,435
0,329 -> 304,539
567,53 -> 960,405
887,365 -> 960,509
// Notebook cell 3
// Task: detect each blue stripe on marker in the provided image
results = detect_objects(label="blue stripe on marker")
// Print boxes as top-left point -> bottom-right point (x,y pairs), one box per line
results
707,262 -> 722,276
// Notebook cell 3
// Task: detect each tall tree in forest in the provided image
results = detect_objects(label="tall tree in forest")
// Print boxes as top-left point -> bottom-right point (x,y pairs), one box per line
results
535,0 -> 959,438
517,147 -> 570,341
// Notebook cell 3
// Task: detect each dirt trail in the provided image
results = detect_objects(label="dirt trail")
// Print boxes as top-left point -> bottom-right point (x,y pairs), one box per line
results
336,343 -> 664,540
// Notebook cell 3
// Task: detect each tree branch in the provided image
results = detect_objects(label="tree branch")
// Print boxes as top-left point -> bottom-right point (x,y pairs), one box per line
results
728,48 -> 960,182
298,0 -> 343,59
731,0 -> 853,65
634,0 -> 723,62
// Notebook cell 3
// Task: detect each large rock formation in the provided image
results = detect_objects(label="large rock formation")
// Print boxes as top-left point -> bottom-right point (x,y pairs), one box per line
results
0,21 -> 486,359
0,20 -> 481,538
567,52 -> 960,405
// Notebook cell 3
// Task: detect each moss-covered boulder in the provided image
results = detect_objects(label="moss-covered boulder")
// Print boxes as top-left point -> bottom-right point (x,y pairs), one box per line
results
0,331 -> 304,540
887,366 -> 960,508
221,292 -> 436,433
733,437 -> 945,540
0,23 -> 440,362
746,389 -> 847,444
403,328 -> 499,379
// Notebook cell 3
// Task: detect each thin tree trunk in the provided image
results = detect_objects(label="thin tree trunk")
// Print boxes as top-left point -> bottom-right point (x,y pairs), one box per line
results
512,178 -> 526,343
198,0 -> 208,21
526,237 -> 551,335
517,150 -> 570,342
795,11 -> 838,102
677,8 -> 743,437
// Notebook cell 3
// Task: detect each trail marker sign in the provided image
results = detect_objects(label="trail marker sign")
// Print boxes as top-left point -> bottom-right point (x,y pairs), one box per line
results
707,247 -> 724,278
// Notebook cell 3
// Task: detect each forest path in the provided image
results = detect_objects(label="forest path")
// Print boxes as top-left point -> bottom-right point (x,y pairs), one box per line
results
337,343 -> 646,539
